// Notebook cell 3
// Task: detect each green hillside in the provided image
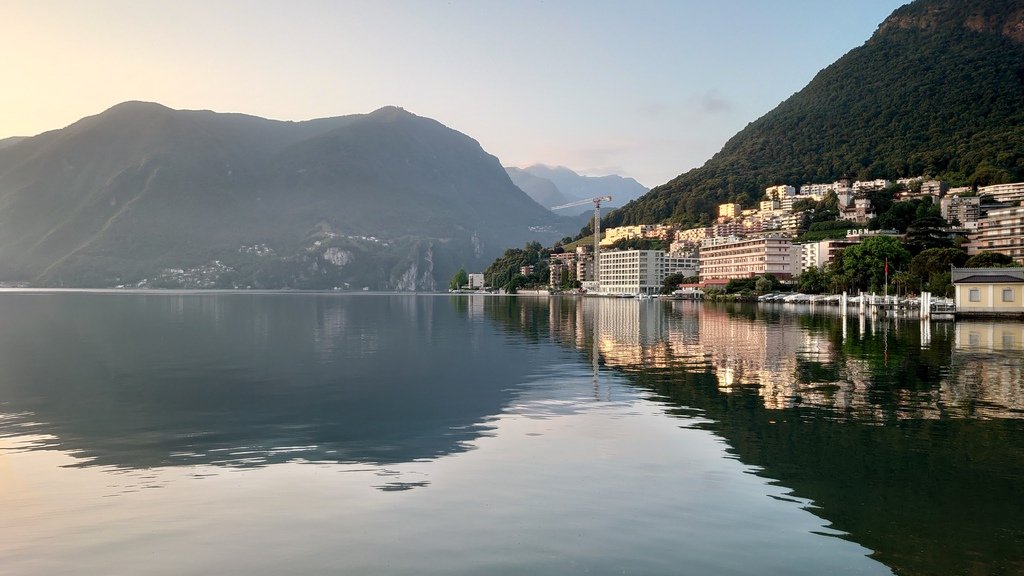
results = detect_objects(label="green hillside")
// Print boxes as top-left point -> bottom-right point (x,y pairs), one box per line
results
608,0 -> 1024,228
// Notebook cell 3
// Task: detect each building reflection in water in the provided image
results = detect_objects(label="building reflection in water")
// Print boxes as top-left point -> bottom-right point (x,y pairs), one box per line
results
532,297 -> 1024,421
949,321 -> 1024,417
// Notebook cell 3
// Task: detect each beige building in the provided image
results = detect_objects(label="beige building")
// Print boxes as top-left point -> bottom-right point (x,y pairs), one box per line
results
952,268 -> 1024,317
968,203 -> 1024,263
600,225 -> 652,247
699,236 -> 800,283
718,203 -> 742,219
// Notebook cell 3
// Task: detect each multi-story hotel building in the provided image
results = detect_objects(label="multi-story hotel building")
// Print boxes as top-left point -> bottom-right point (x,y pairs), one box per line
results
968,203 -> 1024,263
940,195 -> 981,228
597,250 -> 696,295
698,236 -> 800,283
978,182 -> 1024,205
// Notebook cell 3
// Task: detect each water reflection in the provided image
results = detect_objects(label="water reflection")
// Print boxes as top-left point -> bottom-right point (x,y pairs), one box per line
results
487,297 -> 1024,576
0,293 -> 555,472
505,297 -> 1024,420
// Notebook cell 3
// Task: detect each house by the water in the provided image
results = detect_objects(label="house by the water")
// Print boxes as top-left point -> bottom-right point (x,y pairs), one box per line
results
952,267 -> 1024,318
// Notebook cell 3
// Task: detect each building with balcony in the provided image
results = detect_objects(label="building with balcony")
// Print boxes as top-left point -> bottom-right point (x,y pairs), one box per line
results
941,195 -> 981,228
798,239 -> 859,273
978,182 -> 1024,205
698,236 -> 800,283
968,203 -> 1024,264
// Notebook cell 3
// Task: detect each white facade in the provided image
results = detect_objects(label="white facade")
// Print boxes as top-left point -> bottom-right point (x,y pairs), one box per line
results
598,249 -> 690,295
799,183 -> 834,196
978,182 -> 1024,204
467,273 -> 485,289
765,185 -> 796,199
853,179 -> 892,192
798,239 -> 860,274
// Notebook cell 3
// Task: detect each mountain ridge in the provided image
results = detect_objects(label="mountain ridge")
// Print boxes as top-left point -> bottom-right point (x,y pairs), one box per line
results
607,0 -> 1024,228
0,102 -> 568,288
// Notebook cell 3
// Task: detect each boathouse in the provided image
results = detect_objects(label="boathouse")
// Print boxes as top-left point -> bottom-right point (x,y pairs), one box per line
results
951,267 -> 1024,317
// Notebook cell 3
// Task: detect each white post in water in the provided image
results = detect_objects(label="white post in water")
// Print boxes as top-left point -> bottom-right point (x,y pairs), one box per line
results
859,291 -> 866,316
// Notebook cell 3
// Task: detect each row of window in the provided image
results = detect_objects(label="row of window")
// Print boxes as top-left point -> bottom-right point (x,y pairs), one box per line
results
967,288 -> 1018,302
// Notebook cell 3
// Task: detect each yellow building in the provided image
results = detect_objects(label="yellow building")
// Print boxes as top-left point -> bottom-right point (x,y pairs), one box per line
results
718,203 -> 742,219
952,267 -> 1024,317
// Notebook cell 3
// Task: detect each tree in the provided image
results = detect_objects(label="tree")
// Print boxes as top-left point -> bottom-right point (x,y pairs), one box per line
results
905,216 -> 953,254
661,272 -> 687,294
797,266 -> 830,294
832,236 -> 911,293
963,251 -> 1019,268
448,268 -> 469,291
909,248 -> 968,293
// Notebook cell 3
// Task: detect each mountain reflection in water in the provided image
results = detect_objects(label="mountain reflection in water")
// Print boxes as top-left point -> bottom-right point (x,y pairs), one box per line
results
0,292 -> 1021,576
0,293 -> 551,469
503,296 -> 1024,576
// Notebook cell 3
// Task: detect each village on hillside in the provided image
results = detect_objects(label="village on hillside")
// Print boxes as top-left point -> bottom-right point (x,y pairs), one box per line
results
473,177 -> 1024,314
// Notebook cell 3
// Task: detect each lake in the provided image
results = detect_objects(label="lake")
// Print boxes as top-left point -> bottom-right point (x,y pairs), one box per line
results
0,292 -> 1021,575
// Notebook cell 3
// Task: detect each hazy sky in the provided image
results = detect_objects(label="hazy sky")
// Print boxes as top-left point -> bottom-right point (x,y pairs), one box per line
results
2,0 -> 906,187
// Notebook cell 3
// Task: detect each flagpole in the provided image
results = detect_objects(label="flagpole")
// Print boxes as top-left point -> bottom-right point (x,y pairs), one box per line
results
884,258 -> 889,307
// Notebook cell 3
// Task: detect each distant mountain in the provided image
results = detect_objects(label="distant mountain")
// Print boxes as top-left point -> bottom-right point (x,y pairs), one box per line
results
0,102 -> 570,289
609,0 -> 1024,228
506,164 -> 647,216
0,136 -> 26,150
504,167 -> 570,210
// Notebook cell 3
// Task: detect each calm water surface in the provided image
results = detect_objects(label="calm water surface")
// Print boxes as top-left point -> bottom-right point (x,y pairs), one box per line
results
0,292 -> 1021,575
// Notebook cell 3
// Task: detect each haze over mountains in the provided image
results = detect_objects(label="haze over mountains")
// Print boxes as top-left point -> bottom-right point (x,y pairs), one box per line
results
506,165 -> 647,215
0,102 -> 571,289
608,0 -> 1024,229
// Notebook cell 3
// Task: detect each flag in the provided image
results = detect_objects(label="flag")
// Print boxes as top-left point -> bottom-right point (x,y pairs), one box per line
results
885,259 -> 889,275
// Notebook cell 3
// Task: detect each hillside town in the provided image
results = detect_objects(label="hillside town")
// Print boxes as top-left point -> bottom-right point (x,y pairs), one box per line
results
481,177 -> 1024,299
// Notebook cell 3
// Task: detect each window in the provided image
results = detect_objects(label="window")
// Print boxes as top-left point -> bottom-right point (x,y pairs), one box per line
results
969,289 -> 981,302
1003,288 -> 1015,303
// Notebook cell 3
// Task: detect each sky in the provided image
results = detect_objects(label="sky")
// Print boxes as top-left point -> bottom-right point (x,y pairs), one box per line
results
1,0 -> 907,188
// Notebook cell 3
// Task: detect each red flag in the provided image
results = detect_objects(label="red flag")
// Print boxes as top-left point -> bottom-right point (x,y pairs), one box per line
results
885,259 -> 889,275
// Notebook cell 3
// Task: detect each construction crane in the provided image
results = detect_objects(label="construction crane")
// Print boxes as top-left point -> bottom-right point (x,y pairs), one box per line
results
551,195 -> 612,293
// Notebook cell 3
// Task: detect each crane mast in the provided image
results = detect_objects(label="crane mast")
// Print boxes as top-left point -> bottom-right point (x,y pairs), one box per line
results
551,195 -> 612,293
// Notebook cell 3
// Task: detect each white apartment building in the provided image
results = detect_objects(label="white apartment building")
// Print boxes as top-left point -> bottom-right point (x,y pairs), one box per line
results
969,203 -> 1024,264
978,182 -> 1024,205
798,239 -> 860,273
765,185 -> 796,199
598,250 -> 693,295
853,179 -> 892,192
467,273 -> 485,289
799,183 -> 835,196
699,236 -> 800,283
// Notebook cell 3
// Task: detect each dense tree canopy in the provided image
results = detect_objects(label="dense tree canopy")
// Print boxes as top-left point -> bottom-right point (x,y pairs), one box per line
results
830,236 -> 911,293
600,0 -> 1024,230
